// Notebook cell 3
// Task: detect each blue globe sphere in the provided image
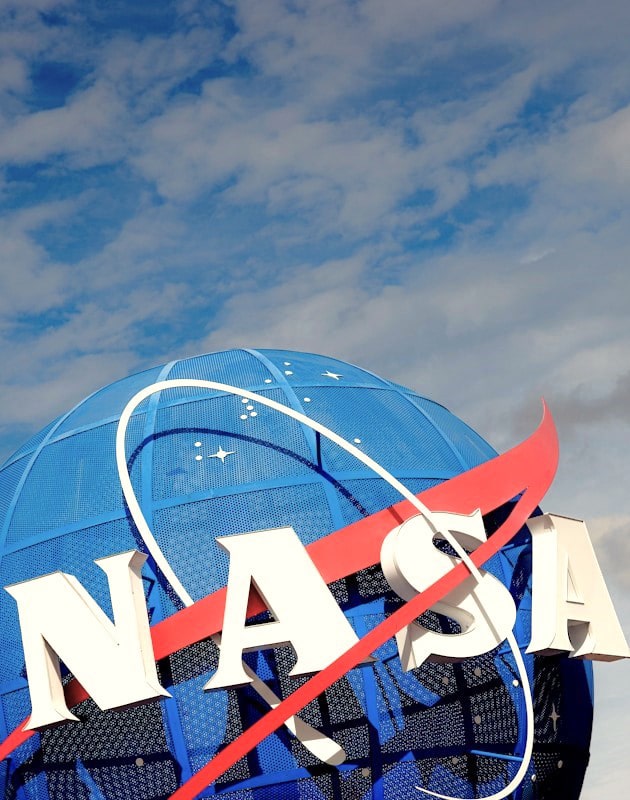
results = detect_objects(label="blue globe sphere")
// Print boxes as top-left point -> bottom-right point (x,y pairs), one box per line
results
0,349 -> 592,800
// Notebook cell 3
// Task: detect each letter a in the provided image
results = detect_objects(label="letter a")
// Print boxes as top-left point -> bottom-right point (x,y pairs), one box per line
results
205,527 -> 360,690
527,514 -> 630,660
5,550 -> 169,730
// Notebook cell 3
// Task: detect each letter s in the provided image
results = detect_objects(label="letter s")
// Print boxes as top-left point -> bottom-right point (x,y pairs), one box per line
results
381,511 -> 516,671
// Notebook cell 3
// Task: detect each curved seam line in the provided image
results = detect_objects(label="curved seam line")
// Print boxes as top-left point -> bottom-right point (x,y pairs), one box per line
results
0,385 -> 106,565
139,360 -> 195,784
393,390 -> 474,472
243,349 -> 319,459
253,350 -> 439,770
2,382 -> 304,459
0,471 -> 456,555
141,361 -> 178,516
0,416 -> 63,470
244,349 -> 352,532
343,361 -> 453,412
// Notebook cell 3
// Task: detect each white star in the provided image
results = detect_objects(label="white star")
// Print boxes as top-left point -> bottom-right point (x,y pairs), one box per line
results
207,446 -> 235,464
322,370 -> 342,380
550,703 -> 560,732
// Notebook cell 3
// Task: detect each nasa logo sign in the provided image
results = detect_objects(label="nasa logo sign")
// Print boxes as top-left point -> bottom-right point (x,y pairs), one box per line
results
0,349 -> 627,800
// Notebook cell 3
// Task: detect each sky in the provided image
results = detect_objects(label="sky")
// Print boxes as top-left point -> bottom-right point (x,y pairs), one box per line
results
0,0 -> 628,795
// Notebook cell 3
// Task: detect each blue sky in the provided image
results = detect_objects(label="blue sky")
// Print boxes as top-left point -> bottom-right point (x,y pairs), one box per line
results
0,0 -> 629,795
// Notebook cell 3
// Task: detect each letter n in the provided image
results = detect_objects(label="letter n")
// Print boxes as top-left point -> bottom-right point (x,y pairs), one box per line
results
5,550 -> 169,730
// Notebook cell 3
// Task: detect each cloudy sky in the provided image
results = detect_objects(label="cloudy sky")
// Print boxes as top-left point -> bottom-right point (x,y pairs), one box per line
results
0,0 -> 628,795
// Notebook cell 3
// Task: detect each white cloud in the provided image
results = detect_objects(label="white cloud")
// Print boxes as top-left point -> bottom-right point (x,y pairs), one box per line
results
588,515 -> 630,591
0,55 -> 29,95
0,211 -> 69,316
0,80 -> 128,166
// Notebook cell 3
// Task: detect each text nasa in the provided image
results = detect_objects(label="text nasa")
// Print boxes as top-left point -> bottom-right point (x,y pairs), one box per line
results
5,510 -> 629,731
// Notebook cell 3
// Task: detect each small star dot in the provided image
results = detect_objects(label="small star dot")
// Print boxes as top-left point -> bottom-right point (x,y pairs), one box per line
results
250,411 -> 257,417
240,414 -> 248,420
558,760 -> 564,769
264,379 -> 272,384
284,361 -> 291,366
531,775 -> 536,783
303,397 -> 311,402
195,455 -> 203,461
241,398 -> 248,404
474,667 -> 482,677
474,715 -> 482,724
353,438 -> 362,444
361,767 -> 370,777
135,758 -> 144,767
451,757 -> 459,765
550,703 -> 561,732
322,370 -> 342,380
246,405 -> 254,410
285,370 -> 293,375
442,676 -> 449,686
513,679 -> 520,687
194,441 -> 202,447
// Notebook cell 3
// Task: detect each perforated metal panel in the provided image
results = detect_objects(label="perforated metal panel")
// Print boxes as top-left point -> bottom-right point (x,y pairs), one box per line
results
0,349 -> 593,800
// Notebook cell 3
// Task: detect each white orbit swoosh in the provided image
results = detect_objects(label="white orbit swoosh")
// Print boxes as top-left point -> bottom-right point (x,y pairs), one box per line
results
115,379 -> 533,798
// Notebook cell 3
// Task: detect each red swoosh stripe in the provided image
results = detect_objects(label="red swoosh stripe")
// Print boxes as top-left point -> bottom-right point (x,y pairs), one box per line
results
0,403 -> 558,783
169,403 -> 558,799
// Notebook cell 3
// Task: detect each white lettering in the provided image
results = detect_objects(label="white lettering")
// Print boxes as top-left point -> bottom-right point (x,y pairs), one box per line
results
8,513 -> 628,730
204,527 -> 361,691
381,511 -> 517,670
5,551 -> 169,729
527,514 -> 630,660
